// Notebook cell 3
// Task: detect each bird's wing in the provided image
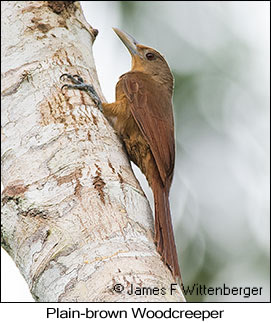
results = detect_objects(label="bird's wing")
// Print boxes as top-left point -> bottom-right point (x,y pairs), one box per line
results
121,72 -> 175,185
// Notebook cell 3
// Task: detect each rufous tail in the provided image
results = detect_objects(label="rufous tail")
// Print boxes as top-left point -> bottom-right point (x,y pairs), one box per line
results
153,182 -> 182,285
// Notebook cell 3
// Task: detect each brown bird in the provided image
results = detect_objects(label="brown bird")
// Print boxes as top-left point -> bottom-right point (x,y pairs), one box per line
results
61,28 -> 182,283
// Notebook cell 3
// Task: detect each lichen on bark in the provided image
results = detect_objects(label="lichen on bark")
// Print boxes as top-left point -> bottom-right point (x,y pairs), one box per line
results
1,1 -> 185,302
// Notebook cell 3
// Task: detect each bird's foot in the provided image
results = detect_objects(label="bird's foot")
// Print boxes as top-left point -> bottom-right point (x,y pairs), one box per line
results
60,74 -> 103,112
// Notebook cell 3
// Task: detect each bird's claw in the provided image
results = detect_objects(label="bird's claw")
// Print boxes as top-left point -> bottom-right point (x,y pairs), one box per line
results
60,73 -> 103,112
60,73 -> 84,84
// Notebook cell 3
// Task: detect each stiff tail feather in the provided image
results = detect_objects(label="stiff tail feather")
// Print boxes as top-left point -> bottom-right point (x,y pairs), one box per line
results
153,183 -> 182,284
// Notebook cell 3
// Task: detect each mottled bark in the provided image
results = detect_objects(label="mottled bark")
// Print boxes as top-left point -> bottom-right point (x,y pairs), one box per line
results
1,1 -> 185,302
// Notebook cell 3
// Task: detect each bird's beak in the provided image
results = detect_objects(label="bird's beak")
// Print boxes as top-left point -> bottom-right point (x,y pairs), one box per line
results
113,27 -> 139,56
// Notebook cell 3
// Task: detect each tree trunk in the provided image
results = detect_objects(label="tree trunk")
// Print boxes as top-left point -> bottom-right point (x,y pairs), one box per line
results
1,1 -> 185,302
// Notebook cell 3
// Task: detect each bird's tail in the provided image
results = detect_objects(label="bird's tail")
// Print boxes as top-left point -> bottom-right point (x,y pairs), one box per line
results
153,183 -> 182,284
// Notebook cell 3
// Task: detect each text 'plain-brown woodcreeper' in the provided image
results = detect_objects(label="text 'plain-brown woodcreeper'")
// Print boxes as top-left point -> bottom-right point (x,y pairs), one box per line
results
61,28 -> 182,284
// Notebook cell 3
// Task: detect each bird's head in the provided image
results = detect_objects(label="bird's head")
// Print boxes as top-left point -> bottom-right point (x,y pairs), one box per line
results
113,28 -> 173,88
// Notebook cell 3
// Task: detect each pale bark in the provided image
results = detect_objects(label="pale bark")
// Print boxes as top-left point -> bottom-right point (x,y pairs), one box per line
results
1,1 -> 185,302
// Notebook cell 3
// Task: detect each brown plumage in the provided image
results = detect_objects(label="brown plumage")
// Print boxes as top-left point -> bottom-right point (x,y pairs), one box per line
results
61,28 -> 181,283
101,29 -> 181,282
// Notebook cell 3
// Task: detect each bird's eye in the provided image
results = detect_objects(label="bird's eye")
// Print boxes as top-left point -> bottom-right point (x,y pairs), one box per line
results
146,52 -> 155,60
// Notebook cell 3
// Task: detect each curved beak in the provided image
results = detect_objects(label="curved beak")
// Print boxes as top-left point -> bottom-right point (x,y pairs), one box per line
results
113,27 -> 139,56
